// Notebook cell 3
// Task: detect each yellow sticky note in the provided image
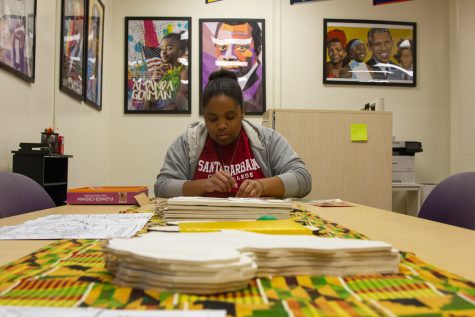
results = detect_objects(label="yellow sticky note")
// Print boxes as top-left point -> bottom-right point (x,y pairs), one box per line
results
351,124 -> 368,142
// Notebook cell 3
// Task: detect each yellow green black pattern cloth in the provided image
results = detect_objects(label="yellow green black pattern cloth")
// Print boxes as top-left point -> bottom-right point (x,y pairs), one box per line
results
0,207 -> 473,316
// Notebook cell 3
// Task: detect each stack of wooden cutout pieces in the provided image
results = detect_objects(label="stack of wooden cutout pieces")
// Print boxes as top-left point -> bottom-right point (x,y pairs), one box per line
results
105,231 -> 399,294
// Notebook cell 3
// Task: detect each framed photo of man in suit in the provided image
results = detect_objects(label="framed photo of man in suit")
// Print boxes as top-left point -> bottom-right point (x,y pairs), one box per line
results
199,18 -> 266,115
323,19 -> 416,87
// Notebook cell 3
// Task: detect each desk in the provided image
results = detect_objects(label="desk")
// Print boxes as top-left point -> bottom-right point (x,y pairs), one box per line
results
309,203 -> 475,281
0,203 -> 474,317
2,203 -> 473,280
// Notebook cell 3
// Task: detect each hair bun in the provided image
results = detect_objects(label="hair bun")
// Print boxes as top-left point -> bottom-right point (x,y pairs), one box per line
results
208,68 -> 238,82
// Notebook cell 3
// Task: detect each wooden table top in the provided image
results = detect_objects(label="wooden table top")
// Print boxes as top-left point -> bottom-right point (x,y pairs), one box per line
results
1,202 -> 474,281
304,203 -> 475,280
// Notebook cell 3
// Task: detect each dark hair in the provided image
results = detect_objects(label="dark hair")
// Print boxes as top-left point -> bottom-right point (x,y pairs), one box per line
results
367,28 -> 392,46
162,32 -> 183,50
215,21 -> 262,56
202,69 -> 243,110
342,38 -> 358,66
163,32 -> 181,42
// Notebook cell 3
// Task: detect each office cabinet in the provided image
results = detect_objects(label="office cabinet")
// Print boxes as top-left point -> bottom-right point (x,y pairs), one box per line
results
12,154 -> 72,206
263,109 -> 392,210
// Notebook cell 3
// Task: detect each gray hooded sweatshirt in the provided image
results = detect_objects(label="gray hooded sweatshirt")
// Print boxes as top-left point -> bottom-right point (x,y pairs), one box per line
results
154,119 -> 312,198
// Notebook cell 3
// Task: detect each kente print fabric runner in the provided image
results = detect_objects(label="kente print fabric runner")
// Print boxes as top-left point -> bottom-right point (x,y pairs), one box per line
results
0,206 -> 473,317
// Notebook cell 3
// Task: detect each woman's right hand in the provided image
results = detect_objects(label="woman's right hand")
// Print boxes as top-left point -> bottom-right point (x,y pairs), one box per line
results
203,171 -> 237,193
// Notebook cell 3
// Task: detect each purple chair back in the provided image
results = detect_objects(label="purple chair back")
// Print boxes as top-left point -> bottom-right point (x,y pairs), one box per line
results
418,172 -> 475,230
0,172 -> 55,218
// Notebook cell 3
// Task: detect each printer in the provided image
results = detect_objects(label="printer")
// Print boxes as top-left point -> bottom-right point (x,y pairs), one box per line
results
392,141 -> 423,183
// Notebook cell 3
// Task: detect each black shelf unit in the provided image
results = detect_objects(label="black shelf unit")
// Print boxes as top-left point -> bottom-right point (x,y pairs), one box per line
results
12,154 -> 73,206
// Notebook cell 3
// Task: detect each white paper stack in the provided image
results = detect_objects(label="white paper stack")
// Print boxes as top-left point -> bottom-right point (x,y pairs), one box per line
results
157,196 -> 293,221
105,231 -> 399,294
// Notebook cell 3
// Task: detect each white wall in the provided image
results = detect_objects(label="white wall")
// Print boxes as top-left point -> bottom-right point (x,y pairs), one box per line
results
0,0 -> 111,189
108,0 -> 275,192
280,0 -> 451,184
108,0 -> 451,194
0,0 -> 56,171
1,0 -> 459,197
450,0 -> 475,174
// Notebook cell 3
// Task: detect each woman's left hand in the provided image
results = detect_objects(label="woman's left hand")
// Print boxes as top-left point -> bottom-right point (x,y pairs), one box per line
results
236,180 -> 264,198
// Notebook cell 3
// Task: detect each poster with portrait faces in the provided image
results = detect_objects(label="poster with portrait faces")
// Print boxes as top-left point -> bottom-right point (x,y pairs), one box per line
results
323,19 -> 416,87
125,17 -> 191,114
199,18 -> 266,115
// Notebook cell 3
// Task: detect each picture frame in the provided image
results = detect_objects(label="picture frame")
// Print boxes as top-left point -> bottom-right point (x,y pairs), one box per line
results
199,18 -> 266,115
85,0 -> 104,110
0,0 -> 37,83
60,0 -> 86,100
125,16 -> 191,114
323,19 -> 416,87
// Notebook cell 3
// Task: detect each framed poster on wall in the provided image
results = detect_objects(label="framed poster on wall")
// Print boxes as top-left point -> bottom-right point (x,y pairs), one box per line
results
323,19 -> 416,87
125,16 -> 191,114
199,18 -> 266,115
60,0 -> 86,100
85,0 -> 104,110
0,0 -> 37,82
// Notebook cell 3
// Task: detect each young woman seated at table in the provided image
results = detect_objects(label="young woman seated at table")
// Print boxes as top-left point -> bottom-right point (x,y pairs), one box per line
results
154,69 -> 311,198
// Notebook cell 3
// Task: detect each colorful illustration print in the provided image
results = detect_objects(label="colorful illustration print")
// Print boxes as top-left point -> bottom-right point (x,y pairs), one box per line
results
0,0 -> 36,82
61,0 -> 85,96
126,18 -> 190,113
85,0 -> 104,108
200,19 -> 265,114
324,19 -> 416,86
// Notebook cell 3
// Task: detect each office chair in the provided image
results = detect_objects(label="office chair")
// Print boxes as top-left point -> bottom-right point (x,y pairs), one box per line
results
418,172 -> 475,230
0,172 -> 55,218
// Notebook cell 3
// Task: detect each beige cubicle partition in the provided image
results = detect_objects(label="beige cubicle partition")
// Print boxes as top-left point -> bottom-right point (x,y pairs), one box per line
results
263,109 -> 392,210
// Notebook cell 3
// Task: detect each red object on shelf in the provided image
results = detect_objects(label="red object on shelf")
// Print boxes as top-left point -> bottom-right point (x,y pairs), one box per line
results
57,135 -> 64,154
